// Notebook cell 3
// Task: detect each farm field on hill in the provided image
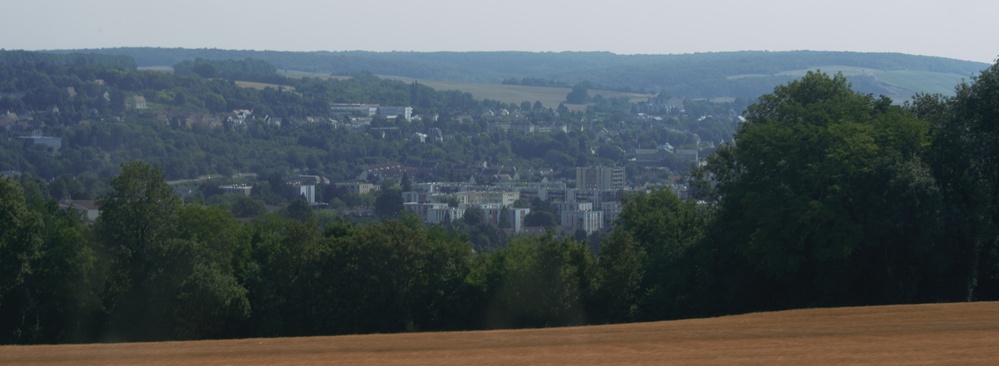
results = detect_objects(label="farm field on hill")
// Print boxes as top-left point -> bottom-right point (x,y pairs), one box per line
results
383,75 -> 652,109
278,70 -> 651,109
726,64 -> 969,100
3,302 -> 998,365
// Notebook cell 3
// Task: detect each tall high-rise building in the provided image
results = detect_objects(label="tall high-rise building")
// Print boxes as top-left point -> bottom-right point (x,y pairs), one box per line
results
576,166 -> 625,190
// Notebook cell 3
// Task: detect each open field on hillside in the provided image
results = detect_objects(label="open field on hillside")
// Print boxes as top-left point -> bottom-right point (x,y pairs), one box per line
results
729,65 -> 967,99
876,69 -> 967,95
384,75 -> 651,110
138,67 -> 300,91
141,68 -> 647,109
3,302 -> 998,365
778,65 -> 967,95
278,70 -> 650,110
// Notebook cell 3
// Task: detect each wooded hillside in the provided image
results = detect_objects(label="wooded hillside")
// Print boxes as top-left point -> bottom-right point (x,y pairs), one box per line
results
49,48 -> 990,99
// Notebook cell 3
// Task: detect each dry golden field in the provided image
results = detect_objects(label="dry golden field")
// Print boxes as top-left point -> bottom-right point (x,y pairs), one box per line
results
3,302 -> 998,365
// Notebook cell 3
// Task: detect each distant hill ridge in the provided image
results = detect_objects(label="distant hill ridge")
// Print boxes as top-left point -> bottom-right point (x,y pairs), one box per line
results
48,48 -> 989,100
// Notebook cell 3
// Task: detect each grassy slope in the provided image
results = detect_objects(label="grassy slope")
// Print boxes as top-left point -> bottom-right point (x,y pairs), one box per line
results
276,70 -> 651,109
4,302 -> 998,365
730,64 -> 969,99
213,70 -> 607,108
381,75 -> 651,109
876,69 -> 968,95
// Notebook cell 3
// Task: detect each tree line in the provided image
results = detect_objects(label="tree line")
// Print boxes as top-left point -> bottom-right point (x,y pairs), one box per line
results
173,58 -> 284,84
1,161 -> 601,342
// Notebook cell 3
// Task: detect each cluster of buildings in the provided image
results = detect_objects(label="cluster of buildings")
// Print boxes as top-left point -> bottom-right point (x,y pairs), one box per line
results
330,103 -> 413,122
395,166 -> 627,236
18,133 -> 63,154
2,112 -> 63,155
216,166 -> 631,236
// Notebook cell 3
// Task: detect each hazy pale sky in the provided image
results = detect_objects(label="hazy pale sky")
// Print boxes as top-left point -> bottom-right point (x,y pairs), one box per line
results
3,0 -> 996,63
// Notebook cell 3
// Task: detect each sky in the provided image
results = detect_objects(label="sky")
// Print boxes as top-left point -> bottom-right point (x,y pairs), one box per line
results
2,0 -> 997,64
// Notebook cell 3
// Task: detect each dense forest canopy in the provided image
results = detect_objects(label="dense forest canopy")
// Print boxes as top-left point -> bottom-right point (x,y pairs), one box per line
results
0,50 -> 137,69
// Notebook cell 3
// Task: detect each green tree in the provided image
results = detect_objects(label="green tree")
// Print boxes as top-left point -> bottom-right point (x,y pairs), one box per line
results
704,72 -> 943,311
375,186 -> 404,219
400,173 -> 413,192
457,206 -> 507,251
557,103 -> 570,115
243,215 -> 320,336
21,198 -> 102,344
498,207 -> 512,229
172,262 -> 250,339
0,179 -> 104,344
169,204 -> 252,339
524,210 -> 557,228
478,233 -> 596,328
281,197 -> 314,222
950,61 -> 999,301
192,63 -> 218,78
566,83 -> 590,104
463,205 -> 487,227
94,161 -> 184,340
914,60 -> 999,301
595,188 -> 708,322
0,178 -> 43,343
231,196 -> 266,218
324,217 -> 476,333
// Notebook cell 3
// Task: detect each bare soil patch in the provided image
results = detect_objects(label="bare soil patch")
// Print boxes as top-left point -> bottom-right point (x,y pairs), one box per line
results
3,302 -> 998,365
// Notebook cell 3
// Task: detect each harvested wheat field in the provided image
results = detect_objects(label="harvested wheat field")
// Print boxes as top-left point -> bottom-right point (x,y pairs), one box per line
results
3,302 -> 998,365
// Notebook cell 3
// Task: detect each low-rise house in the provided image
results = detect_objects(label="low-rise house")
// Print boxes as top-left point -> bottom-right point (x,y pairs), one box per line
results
335,182 -> 376,195
674,148 -> 699,163
61,200 -> 100,221
288,175 -> 325,204
404,202 -> 464,224
378,106 -> 413,122
511,123 -> 535,133
19,134 -> 62,153
635,148 -> 667,165
219,184 -> 253,196
126,95 -> 148,109
357,162 -> 404,182
331,103 -> 378,118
